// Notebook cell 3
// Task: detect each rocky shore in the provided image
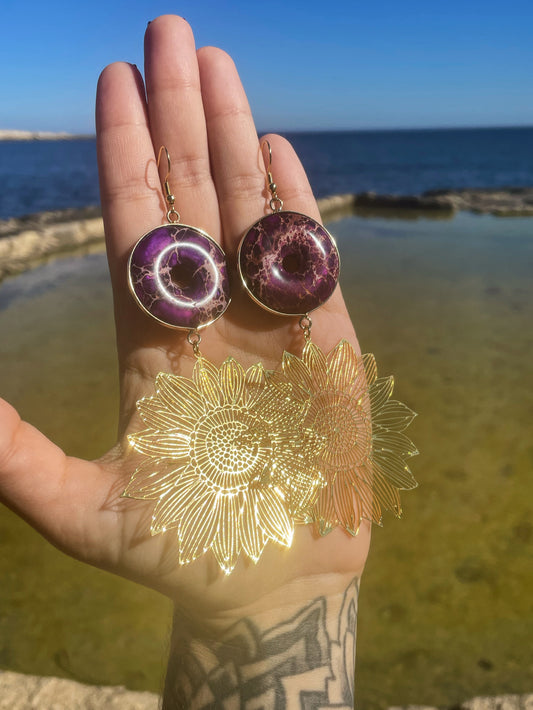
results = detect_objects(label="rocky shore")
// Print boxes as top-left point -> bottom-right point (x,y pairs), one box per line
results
0,129 -> 91,141
318,187 -> 533,219
0,670 -> 530,710
1,188 -> 532,283
0,206 -> 104,281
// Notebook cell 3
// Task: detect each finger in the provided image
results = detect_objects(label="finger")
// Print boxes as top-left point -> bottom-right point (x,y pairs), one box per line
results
259,135 -> 355,350
144,16 -> 219,239
197,47 -> 265,256
0,398 -> 118,564
259,133 -> 322,223
96,61 -> 174,360
96,62 -> 160,276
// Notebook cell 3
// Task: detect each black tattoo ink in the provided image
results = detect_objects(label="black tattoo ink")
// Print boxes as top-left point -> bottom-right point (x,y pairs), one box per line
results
163,577 -> 359,709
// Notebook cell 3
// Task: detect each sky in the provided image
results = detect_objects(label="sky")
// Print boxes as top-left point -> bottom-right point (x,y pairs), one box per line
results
1,0 -> 532,133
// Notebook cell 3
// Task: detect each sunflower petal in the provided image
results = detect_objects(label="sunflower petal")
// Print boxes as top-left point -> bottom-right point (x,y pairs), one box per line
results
327,339 -> 360,391
362,353 -> 377,387
332,478 -> 362,535
353,472 -> 379,524
256,489 -> 293,546
272,446 -> 323,514
151,478 -> 203,534
281,352 -> 314,394
302,341 -> 328,389
178,489 -> 220,564
156,373 -> 205,420
373,427 -> 419,458
193,357 -> 223,407
372,453 -> 418,490
239,491 -> 267,562
128,430 -> 189,459
219,358 -> 245,405
370,467 -> 403,516
212,494 -> 241,574
136,397 -> 186,431
373,400 -> 417,432
123,458 -> 192,499
244,363 -> 267,405
312,484 -> 337,536
369,376 -> 394,415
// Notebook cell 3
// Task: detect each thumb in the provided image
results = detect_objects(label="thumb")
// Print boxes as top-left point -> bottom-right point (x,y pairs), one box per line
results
0,397 -> 121,563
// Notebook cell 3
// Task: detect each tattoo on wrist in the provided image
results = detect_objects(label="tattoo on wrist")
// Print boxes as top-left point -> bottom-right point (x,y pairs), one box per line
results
163,576 -> 359,709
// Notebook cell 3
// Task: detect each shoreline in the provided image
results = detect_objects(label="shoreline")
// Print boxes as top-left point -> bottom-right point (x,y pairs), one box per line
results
1,187 -> 532,283
0,129 -> 92,141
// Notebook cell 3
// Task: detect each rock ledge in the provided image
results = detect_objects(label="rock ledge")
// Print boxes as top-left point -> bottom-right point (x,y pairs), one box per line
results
0,670 -> 158,709
0,670 -> 531,710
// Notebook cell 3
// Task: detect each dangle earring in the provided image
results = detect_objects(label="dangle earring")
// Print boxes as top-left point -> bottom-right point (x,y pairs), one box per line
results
124,147 -> 324,575
238,141 -> 419,536
128,146 -> 230,332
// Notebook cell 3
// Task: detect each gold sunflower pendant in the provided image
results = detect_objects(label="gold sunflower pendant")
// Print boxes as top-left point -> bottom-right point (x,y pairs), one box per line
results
273,340 -> 419,536
125,355 -> 323,574
124,341 -> 418,575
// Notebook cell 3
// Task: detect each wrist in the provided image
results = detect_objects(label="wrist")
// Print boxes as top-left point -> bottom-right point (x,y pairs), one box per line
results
163,573 -> 360,709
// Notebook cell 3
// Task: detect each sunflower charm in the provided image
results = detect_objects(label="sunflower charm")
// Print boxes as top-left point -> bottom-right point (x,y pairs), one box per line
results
125,341 -> 418,573
125,356 -> 323,574
273,340 -> 419,536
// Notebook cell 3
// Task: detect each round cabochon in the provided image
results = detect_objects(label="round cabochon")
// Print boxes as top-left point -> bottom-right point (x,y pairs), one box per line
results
238,211 -> 340,316
128,224 -> 230,329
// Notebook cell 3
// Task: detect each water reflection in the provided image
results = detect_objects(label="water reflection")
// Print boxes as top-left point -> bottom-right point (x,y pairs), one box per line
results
0,212 -> 531,707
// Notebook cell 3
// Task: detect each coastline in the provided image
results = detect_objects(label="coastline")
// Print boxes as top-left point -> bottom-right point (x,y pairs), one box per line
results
1,187 -> 532,283
0,129 -> 93,141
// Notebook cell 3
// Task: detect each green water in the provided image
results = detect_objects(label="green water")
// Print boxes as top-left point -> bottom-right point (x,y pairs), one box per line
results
0,212 -> 531,707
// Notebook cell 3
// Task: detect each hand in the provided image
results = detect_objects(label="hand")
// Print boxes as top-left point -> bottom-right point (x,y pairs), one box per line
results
0,16 -> 369,624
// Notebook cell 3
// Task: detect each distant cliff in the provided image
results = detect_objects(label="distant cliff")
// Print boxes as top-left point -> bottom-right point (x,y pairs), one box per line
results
0,129 -> 93,141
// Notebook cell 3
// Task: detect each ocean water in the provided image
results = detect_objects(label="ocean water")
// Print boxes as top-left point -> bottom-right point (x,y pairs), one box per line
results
1,127 -> 532,220
1,211 -> 532,707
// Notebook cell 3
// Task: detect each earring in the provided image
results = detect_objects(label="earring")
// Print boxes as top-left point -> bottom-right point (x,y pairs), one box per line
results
124,147 -> 324,575
237,141 -> 419,536
128,146 -> 230,331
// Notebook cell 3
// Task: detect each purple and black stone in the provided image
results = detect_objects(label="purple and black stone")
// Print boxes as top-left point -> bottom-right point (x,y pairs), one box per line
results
128,224 -> 230,329
238,211 -> 340,316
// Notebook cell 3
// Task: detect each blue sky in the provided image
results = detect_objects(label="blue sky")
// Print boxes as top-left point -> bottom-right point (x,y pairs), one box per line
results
1,0 -> 532,133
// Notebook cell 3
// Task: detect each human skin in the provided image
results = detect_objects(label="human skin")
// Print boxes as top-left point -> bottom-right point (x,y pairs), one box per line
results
0,15 -> 370,707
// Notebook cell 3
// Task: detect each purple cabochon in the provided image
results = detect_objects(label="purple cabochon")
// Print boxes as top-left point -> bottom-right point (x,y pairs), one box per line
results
238,212 -> 340,316
129,224 -> 230,329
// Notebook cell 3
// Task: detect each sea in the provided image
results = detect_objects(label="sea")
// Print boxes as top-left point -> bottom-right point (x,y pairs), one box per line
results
0,126 -> 532,220
1,127 -> 533,709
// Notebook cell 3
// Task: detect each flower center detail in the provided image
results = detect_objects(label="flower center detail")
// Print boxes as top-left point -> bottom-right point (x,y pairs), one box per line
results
306,391 -> 372,467
190,405 -> 273,493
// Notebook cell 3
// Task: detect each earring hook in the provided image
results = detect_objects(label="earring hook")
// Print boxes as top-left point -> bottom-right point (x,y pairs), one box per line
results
261,140 -> 273,172
157,145 -> 172,183
156,146 -> 180,224
260,139 -> 283,213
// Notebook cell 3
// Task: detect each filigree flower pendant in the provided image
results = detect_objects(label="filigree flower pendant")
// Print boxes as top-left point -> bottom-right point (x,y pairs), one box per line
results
125,341 -> 418,574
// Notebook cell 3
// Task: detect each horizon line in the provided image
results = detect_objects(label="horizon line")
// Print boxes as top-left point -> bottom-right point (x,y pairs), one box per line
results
2,123 -> 532,140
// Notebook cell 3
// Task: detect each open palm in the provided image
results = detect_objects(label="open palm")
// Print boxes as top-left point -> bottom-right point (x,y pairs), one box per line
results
0,16 -> 369,619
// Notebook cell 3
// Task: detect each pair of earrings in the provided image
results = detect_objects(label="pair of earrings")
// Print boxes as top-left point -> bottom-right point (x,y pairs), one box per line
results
127,144 -> 339,335
124,144 -> 418,575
